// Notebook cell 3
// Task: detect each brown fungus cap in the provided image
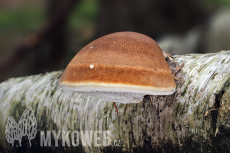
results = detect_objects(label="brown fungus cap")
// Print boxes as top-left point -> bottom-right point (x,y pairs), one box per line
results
59,32 -> 176,103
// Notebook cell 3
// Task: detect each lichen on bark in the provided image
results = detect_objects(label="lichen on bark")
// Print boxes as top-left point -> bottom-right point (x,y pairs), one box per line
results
0,51 -> 230,152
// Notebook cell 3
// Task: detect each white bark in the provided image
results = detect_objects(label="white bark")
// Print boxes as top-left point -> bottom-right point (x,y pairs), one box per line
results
0,51 -> 230,152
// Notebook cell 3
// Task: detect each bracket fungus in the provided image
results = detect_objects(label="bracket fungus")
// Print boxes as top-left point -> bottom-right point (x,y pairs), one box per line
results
59,32 -> 176,104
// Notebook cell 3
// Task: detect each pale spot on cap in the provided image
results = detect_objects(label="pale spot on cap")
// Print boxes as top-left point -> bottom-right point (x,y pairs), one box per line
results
90,64 -> 94,69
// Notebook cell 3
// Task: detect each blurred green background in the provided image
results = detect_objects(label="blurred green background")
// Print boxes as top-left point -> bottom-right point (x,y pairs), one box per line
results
0,0 -> 230,82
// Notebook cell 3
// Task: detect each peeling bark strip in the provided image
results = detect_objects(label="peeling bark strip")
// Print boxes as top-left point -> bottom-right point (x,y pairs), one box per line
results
0,51 -> 230,152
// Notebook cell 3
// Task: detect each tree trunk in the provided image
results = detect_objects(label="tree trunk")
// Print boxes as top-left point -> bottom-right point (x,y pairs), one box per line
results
0,51 -> 230,152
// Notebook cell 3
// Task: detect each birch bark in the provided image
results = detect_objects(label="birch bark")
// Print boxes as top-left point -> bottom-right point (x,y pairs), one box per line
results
0,51 -> 230,152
